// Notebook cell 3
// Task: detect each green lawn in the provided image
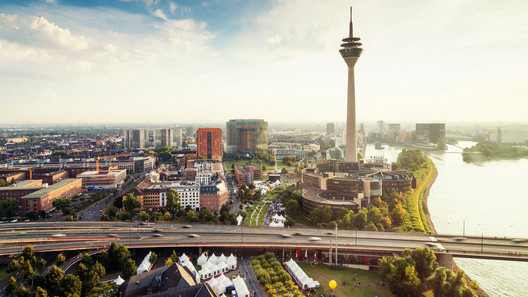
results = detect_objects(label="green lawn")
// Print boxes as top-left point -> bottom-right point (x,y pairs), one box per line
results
298,263 -> 394,297
0,267 -> 11,280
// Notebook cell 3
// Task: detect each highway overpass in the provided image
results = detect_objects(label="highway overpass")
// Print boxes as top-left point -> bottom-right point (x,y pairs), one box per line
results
0,222 -> 526,264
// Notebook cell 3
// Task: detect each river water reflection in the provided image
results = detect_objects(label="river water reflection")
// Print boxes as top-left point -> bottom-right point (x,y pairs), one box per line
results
365,142 -> 528,296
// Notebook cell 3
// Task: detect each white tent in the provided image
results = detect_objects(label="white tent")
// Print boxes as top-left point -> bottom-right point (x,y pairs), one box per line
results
199,266 -> 212,280
208,253 -> 218,265
218,274 -> 233,288
204,261 -> 220,276
237,214 -> 243,225
179,253 -> 190,265
113,275 -> 125,286
284,258 -> 320,290
217,261 -> 228,274
197,253 -> 208,266
269,221 -> 284,227
232,276 -> 250,297
277,214 -> 286,222
136,251 -> 153,275
207,277 -> 219,288
218,253 -> 227,263
227,254 -> 237,270
213,276 -> 227,294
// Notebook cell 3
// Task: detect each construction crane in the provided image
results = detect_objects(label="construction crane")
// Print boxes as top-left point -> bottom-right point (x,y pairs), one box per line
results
96,154 -> 131,172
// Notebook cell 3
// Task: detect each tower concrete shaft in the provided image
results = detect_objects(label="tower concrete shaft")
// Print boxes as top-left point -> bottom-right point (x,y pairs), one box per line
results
339,7 -> 363,162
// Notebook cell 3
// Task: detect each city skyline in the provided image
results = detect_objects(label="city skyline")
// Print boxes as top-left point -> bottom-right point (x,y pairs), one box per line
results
1,0 -> 528,124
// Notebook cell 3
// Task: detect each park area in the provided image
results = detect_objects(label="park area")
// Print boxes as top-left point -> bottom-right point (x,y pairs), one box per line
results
298,263 -> 394,297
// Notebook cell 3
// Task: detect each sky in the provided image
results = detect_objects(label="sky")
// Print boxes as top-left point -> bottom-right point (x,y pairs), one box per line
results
1,0 -> 527,125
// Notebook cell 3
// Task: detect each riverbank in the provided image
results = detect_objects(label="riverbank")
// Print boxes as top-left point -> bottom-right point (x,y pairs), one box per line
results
423,158 -> 438,234
422,156 -> 490,297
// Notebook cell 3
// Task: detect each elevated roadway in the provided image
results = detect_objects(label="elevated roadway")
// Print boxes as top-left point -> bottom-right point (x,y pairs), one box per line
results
0,222 -> 526,263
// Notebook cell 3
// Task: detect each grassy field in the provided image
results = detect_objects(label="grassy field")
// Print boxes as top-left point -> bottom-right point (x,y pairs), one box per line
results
298,263 -> 394,297
0,267 -> 10,280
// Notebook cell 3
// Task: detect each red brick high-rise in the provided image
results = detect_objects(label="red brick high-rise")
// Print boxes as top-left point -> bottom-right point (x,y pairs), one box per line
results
197,128 -> 222,160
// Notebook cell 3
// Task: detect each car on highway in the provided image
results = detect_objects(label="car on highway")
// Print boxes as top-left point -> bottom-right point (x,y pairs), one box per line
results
512,238 -> 526,244
280,234 -> 292,238
52,233 -> 66,237
452,237 -> 466,241
188,234 -> 200,238
153,233 -> 164,237
308,237 -> 321,241
182,225 -> 192,228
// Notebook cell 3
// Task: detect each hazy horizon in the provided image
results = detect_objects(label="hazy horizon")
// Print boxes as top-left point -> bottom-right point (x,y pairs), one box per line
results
1,0 -> 528,124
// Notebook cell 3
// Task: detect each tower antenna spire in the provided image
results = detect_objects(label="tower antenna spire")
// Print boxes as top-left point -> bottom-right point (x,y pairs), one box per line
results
349,6 -> 353,38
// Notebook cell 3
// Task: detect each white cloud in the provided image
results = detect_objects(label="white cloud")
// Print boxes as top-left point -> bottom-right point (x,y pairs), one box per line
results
29,16 -> 90,50
120,0 -> 158,7
169,1 -> 178,14
153,9 -> 168,21
42,0 -> 57,4
1,0 -> 527,124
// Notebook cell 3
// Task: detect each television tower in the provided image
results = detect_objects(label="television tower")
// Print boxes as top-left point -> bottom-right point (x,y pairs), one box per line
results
340,7 -> 363,162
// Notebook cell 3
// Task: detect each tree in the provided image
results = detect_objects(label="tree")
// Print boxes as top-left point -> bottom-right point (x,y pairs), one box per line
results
60,274 -> 82,297
87,282 -> 117,297
52,199 -> 72,215
427,267 -> 477,297
122,259 -> 137,279
123,194 -> 141,212
165,258 -> 174,266
379,257 -> 422,297
403,247 -> 438,282
6,276 -> 17,296
285,200 -> 300,217
248,182 -> 256,190
281,168 -> 288,174
22,245 -> 34,261
391,204 -> 406,227
36,258 -> 47,271
108,242 -> 131,272
0,179 -> 7,187
185,210 -> 198,222
82,270 -> 101,295
45,266 -> 64,294
165,189 -> 181,217
138,211 -> 149,221
321,205 -> 332,223
310,208 -> 321,223
15,284 -> 29,297
34,287 -> 48,297
93,261 -> 106,277
56,253 -> 66,266
149,252 -> 158,264
7,259 -> 20,274
353,208 -> 368,229
0,198 -> 19,218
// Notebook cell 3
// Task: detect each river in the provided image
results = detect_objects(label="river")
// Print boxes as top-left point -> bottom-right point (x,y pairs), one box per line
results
365,142 -> 528,297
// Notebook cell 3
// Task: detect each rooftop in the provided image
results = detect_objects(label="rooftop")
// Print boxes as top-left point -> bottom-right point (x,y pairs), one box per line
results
21,178 -> 81,199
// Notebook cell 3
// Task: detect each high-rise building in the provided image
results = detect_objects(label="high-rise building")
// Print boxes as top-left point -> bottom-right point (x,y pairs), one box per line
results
197,128 -> 222,160
123,129 -> 147,149
377,121 -> 385,137
160,129 -> 173,147
226,119 -> 268,153
340,7 -> 363,162
327,123 -> 335,135
416,123 -> 446,144
497,127 -> 502,144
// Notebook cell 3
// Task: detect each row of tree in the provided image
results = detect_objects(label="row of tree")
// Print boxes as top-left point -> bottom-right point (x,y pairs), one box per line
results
6,245 -> 121,297
379,247 -> 478,297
